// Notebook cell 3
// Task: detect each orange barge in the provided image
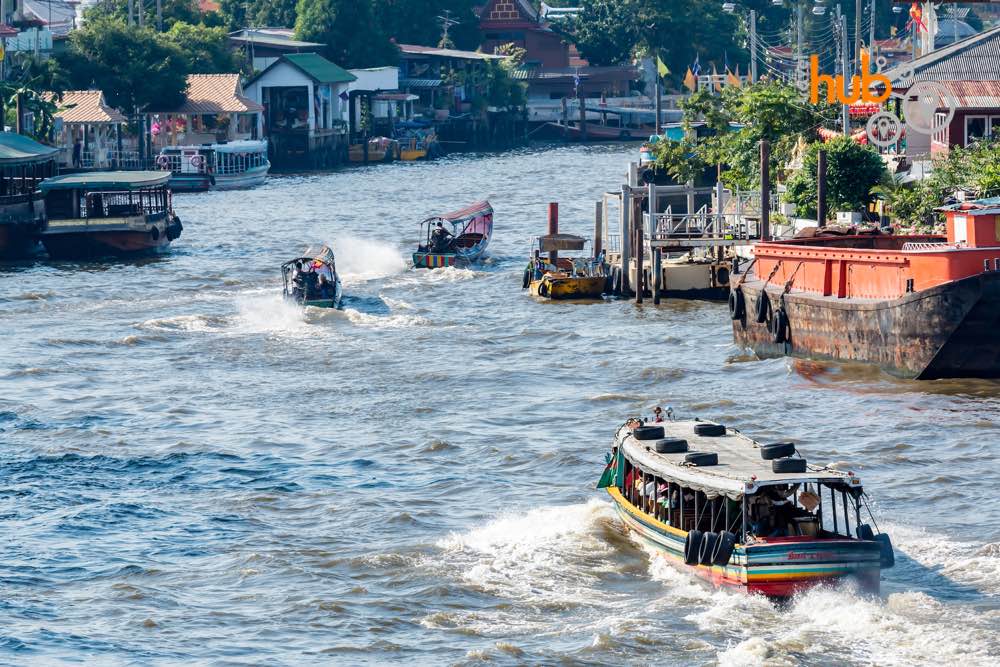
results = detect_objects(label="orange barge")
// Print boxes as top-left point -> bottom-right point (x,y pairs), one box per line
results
731,204 -> 1000,379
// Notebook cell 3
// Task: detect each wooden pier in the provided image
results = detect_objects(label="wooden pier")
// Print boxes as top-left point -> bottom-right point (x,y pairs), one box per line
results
596,161 -> 765,302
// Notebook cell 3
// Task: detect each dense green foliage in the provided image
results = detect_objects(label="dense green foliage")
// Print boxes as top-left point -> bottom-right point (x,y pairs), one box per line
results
166,22 -> 240,73
785,136 -> 886,220
294,0 -> 399,69
566,0 -> 639,66
218,0 -> 298,30
83,0 -> 216,30
654,82 -> 837,191
57,18 -> 188,111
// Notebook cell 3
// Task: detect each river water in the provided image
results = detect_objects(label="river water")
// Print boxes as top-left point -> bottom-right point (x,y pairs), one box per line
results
2,143 -> 999,666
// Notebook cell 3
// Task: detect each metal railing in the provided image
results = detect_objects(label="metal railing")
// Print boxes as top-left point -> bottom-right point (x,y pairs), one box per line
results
901,241 -> 952,252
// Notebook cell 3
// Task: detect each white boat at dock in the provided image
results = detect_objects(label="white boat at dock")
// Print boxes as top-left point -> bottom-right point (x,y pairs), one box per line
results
156,140 -> 270,192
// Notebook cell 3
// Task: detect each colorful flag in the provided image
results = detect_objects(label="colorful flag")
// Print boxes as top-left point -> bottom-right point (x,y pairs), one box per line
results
727,64 -> 741,88
712,64 -> 722,92
338,91 -> 349,102
684,67 -> 697,92
691,54 -> 701,77
656,54 -> 670,79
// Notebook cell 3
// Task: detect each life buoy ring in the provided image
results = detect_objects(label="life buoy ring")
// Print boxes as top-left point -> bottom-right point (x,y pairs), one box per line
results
728,288 -> 745,320
189,154 -> 205,169
156,155 -> 169,168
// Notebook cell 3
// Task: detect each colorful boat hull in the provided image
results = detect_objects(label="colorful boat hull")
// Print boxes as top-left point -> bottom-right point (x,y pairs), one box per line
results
412,252 -> 456,268
529,275 -> 606,300
608,487 -> 881,598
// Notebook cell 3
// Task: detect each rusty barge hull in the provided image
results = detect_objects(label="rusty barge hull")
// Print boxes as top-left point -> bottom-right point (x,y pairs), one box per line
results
733,271 -> 1000,379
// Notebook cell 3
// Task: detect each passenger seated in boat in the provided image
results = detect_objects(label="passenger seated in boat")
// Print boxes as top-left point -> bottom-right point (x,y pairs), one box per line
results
431,222 -> 453,252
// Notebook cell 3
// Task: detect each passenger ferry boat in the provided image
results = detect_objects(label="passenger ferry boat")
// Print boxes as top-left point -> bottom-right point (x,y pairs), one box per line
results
732,203 -> 1000,378
0,133 -> 58,258
523,233 -> 609,299
412,201 -> 493,268
39,172 -> 183,259
600,418 -> 893,598
156,140 -> 270,192
281,245 -> 343,309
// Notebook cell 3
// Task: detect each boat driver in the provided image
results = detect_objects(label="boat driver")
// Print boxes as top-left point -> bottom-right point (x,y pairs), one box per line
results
431,222 -> 453,252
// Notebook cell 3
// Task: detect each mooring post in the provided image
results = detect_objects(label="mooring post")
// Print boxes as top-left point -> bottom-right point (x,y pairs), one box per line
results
817,149 -> 828,228
760,140 -> 770,242
578,92 -> 587,142
547,202 -> 559,264
593,200 -> 603,258
649,179 -> 661,304
621,184 -> 632,295
635,224 -> 644,304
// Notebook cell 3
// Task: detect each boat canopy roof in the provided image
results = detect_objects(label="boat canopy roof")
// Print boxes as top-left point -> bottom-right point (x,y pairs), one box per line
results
41,171 -> 170,192
616,420 -> 861,500
538,233 -> 587,252
429,200 -> 492,225
0,132 -> 59,165
282,245 -> 336,268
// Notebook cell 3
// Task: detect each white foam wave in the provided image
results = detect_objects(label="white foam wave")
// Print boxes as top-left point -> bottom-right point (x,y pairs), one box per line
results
233,293 -> 310,334
332,236 -> 406,283
343,307 -> 430,329
882,521 -> 1000,595
138,314 -> 228,333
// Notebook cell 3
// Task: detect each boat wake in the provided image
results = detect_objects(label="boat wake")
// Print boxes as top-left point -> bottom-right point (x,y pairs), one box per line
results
333,236 -> 406,284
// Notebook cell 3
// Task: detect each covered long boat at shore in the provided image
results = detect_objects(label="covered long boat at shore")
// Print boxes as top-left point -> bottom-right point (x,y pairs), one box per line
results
600,418 -> 892,598
0,133 -> 59,258
731,205 -> 1000,378
39,172 -> 183,260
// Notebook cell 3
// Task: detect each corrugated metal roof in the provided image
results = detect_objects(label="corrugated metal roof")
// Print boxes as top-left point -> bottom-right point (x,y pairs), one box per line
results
938,81 -> 1000,109
283,53 -> 357,84
398,43 -> 505,61
228,29 -> 323,50
41,171 -> 169,192
399,78 -> 444,89
0,132 -> 59,164
47,91 -> 126,124
886,25 -> 1000,86
152,74 -> 264,114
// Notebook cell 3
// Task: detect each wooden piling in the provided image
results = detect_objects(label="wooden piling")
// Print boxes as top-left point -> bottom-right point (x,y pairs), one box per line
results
594,200 -> 603,258
648,179 -> 661,304
548,202 -> 559,264
621,184 -> 632,295
635,225 -> 644,304
578,92 -> 587,143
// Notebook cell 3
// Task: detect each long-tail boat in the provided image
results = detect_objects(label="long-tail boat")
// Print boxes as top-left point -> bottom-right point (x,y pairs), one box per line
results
412,200 -> 493,268
0,133 -> 58,258
731,205 -> 1000,379
39,172 -> 183,260
282,245 -> 343,309
599,418 -> 893,598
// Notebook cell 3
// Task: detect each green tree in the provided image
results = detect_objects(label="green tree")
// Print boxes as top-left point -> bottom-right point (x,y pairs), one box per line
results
785,136 -> 886,220
294,0 -> 398,68
57,18 -> 188,112
83,0 -> 205,30
218,0 -> 298,30
566,0 -> 639,66
165,22 -> 240,73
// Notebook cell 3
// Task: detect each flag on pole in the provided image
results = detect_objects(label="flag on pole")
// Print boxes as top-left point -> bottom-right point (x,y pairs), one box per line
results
712,64 -> 722,92
656,54 -> 670,79
727,64 -> 741,88
691,54 -> 701,77
683,67 -> 697,92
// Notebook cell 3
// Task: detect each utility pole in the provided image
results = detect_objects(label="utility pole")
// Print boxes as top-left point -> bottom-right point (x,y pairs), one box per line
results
796,2 -> 804,86
841,14 -> 850,133
137,0 -> 144,28
750,10 -> 758,83
127,0 -> 134,27
855,0 -> 862,75
157,0 -> 163,32
869,0 -> 876,66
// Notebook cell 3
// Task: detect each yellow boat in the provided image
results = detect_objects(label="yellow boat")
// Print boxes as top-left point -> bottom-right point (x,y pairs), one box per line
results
523,233 -> 609,300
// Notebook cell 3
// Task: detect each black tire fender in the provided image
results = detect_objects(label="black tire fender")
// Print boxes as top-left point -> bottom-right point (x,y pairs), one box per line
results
771,306 -> 789,344
522,268 -> 530,289
875,533 -> 895,569
685,452 -> 719,466
728,288 -> 745,320
633,425 -> 665,441
684,530 -> 704,565
772,457 -> 807,473
654,438 -> 688,454
150,226 -> 160,241
694,423 -> 726,437
755,293 -> 770,323
699,531 -> 719,566
760,442 -> 796,460
712,531 -> 737,566
856,524 -> 875,541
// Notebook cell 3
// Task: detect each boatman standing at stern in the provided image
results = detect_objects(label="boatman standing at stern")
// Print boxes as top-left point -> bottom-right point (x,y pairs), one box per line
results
431,222 -> 453,252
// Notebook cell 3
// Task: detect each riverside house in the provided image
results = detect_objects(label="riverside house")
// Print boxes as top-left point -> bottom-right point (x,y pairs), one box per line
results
243,53 -> 357,168
46,90 -> 129,170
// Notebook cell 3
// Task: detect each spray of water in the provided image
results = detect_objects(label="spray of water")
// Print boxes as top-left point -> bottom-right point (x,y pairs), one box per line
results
332,236 -> 406,284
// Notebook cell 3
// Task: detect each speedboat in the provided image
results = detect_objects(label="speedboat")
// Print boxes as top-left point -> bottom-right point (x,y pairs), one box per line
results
281,245 -> 343,309
412,200 -> 493,268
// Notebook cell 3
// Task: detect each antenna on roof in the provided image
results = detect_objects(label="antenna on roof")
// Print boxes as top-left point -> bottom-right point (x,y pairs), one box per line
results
437,10 -> 459,49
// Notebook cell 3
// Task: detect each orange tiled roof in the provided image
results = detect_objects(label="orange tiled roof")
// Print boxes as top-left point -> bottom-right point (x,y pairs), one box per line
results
171,74 -> 263,114
46,90 -> 127,124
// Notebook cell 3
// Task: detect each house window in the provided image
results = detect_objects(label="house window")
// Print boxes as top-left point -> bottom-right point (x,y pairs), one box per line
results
966,116 -> 988,144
